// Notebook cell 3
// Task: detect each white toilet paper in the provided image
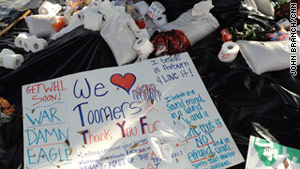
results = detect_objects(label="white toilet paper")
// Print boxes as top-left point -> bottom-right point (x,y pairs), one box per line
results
153,14 -> 167,28
147,1 -> 165,19
23,36 -> 37,52
83,12 -> 103,31
135,29 -> 150,39
14,32 -> 30,48
134,36 -> 154,61
0,49 -> 15,57
30,38 -> 48,53
0,49 -> 15,67
134,1 -> 149,16
38,1 -> 62,15
218,42 -> 240,63
2,54 -> 24,69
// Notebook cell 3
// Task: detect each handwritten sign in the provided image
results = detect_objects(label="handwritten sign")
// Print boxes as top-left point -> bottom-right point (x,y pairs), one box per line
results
23,53 -> 244,169
246,136 -> 300,169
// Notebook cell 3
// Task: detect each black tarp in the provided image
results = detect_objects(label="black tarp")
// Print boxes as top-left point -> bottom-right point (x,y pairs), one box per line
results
0,0 -> 299,169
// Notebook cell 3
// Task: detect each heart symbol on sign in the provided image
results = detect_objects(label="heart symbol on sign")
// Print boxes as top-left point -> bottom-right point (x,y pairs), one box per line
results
110,73 -> 136,94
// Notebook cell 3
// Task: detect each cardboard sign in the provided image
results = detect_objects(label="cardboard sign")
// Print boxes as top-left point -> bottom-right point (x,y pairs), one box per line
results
246,136 -> 300,169
22,53 -> 244,169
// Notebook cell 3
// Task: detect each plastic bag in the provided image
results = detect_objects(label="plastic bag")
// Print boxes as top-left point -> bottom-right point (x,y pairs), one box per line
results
25,15 -> 58,38
0,0 -> 31,18
237,40 -> 300,75
148,121 -> 189,163
100,8 -> 140,65
211,0 -> 274,30
254,0 -> 275,16
160,1 -> 219,45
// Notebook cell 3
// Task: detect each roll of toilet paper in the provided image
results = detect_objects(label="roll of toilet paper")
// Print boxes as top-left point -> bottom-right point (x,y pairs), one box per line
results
38,1 -> 62,15
0,49 -> 15,67
84,12 -> 103,31
218,42 -> 240,62
147,1 -> 165,19
135,29 -> 150,39
14,33 -> 30,48
134,1 -> 149,16
134,36 -> 154,61
153,14 -> 167,28
23,36 -> 37,52
3,54 -> 24,69
0,49 -> 15,57
30,38 -> 48,53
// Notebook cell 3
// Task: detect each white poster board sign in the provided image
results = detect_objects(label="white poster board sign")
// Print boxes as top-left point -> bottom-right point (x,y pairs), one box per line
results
22,53 -> 244,169
246,136 -> 300,169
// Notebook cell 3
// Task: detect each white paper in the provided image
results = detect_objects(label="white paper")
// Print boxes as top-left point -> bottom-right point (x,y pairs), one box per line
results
22,53 -> 244,169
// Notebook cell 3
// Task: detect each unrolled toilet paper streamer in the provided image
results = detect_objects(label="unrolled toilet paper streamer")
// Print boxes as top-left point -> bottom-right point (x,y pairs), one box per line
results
153,14 -> 167,28
84,12 -> 103,31
134,36 -> 154,61
30,38 -> 48,53
147,1 -> 165,19
14,32 -> 30,48
218,42 -> 240,63
38,1 -> 62,15
134,1 -> 149,16
63,7 -> 73,24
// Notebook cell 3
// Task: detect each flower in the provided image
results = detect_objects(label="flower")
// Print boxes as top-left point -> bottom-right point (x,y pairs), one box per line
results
68,1 -> 78,9
135,19 -> 146,29
222,33 -> 232,42
220,29 -> 232,42
3,106 -> 15,116
0,99 -> 10,109
0,97 -> 15,127
0,97 -> 15,116
220,29 -> 230,35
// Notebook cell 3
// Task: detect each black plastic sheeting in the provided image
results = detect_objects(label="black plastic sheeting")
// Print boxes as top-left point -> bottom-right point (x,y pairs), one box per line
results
144,0 -> 203,22
0,26 -> 118,169
0,0 -> 300,169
